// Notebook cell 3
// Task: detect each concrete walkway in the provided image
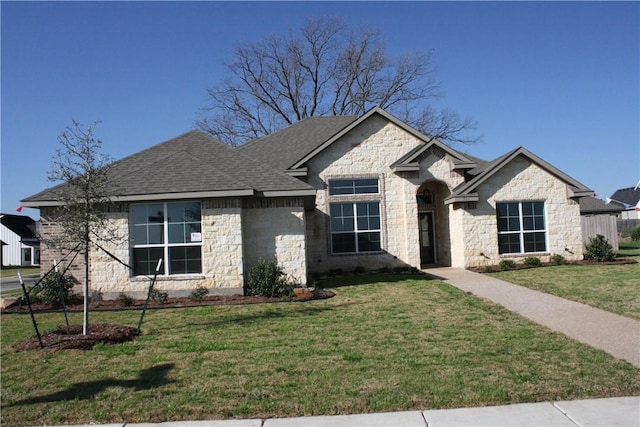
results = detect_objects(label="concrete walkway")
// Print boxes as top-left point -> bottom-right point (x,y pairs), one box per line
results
61,396 -> 640,426
423,267 -> 640,367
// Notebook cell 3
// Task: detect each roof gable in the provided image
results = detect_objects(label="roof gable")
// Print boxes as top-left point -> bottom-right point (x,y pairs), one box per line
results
446,147 -> 593,204
287,107 -> 469,173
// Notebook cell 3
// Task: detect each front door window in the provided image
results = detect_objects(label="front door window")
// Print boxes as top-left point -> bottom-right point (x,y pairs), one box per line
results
419,212 -> 435,265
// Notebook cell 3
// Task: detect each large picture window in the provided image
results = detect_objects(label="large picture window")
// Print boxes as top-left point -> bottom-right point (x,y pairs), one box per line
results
330,202 -> 381,253
130,201 -> 202,276
497,201 -> 546,254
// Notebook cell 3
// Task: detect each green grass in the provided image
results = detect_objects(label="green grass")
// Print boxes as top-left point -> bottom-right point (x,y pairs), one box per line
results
617,239 -> 640,257
491,262 -> 640,320
0,266 -> 39,278
2,275 -> 638,426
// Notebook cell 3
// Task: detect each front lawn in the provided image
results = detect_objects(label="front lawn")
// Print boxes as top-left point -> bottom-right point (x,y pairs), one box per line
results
0,266 -> 39,278
2,275 -> 638,426
491,262 -> 640,320
617,239 -> 640,257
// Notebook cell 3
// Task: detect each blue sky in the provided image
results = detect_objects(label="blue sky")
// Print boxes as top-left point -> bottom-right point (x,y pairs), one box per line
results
2,1 -> 639,219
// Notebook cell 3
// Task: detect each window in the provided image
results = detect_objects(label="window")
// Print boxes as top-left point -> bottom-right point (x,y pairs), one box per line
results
22,248 -> 31,263
329,178 -> 379,195
496,201 -> 546,254
130,201 -> 202,276
330,202 -> 381,253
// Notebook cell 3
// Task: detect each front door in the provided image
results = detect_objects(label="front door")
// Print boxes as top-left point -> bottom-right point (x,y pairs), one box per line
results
419,212 -> 435,266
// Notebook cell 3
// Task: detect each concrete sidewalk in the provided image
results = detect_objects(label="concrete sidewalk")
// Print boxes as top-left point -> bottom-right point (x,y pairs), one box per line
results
64,396 -> 639,426
423,267 -> 640,367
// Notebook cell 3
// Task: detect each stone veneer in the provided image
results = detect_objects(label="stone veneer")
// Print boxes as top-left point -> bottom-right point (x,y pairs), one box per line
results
449,157 -> 584,267
242,198 -> 307,285
39,198 -> 308,299
305,114 -> 465,274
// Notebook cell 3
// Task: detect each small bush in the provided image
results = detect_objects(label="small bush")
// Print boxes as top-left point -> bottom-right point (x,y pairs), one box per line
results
550,254 -> 566,265
117,293 -> 134,307
33,271 -> 75,306
483,265 -> 495,273
190,285 -> 209,301
150,288 -> 169,304
524,257 -> 542,267
632,225 -> 640,242
584,234 -> 615,262
499,260 -> 515,271
245,258 -> 296,298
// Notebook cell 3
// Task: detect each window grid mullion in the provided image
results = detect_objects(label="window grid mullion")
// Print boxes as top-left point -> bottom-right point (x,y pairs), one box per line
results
163,203 -> 169,275
518,202 -> 525,253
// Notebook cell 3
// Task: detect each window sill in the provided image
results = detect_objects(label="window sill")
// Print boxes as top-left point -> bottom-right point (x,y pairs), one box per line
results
131,275 -> 205,282
331,251 -> 384,256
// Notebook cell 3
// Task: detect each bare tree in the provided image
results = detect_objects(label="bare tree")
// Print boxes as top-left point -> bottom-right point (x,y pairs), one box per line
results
47,120 -> 119,335
198,16 -> 478,146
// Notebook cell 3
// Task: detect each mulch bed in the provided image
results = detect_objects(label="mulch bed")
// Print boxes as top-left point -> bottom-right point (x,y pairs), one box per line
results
7,290 -> 335,353
14,323 -> 140,352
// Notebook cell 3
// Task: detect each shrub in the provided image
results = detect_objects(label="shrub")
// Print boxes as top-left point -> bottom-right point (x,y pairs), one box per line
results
33,271 -> 75,306
632,225 -> 640,242
245,258 -> 296,298
483,265 -> 495,273
499,259 -> 515,271
584,234 -> 615,262
190,285 -> 209,301
117,293 -> 134,307
150,288 -> 169,304
524,257 -> 542,267
550,254 -> 566,265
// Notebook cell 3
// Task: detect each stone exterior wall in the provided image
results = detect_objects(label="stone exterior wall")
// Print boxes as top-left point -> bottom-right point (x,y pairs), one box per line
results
40,199 -> 249,299
242,198 -> 307,285
452,157 -> 584,267
305,114 -> 464,273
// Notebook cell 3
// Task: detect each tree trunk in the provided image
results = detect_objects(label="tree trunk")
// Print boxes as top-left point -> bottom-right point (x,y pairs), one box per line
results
83,236 -> 89,335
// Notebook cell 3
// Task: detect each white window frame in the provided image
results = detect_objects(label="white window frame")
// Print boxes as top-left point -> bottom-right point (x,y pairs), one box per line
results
497,201 -> 547,255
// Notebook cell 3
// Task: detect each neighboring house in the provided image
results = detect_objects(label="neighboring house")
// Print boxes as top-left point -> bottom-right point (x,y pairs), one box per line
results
0,213 -> 40,267
21,107 -> 593,297
608,186 -> 640,220
579,197 -> 622,250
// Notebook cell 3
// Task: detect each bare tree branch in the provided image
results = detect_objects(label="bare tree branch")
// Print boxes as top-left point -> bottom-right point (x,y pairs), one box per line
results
197,16 -> 479,146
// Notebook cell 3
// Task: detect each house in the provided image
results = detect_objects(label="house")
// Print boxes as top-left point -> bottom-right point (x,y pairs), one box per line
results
579,197 -> 623,250
608,186 -> 640,220
21,107 -> 593,298
0,213 -> 40,267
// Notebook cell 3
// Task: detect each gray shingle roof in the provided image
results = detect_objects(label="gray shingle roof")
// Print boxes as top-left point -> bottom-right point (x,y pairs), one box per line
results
238,116 -> 357,171
609,187 -> 640,207
579,197 -> 623,214
22,131 -> 314,205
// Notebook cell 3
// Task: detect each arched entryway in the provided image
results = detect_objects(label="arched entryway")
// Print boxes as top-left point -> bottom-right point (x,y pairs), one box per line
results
416,181 -> 451,267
